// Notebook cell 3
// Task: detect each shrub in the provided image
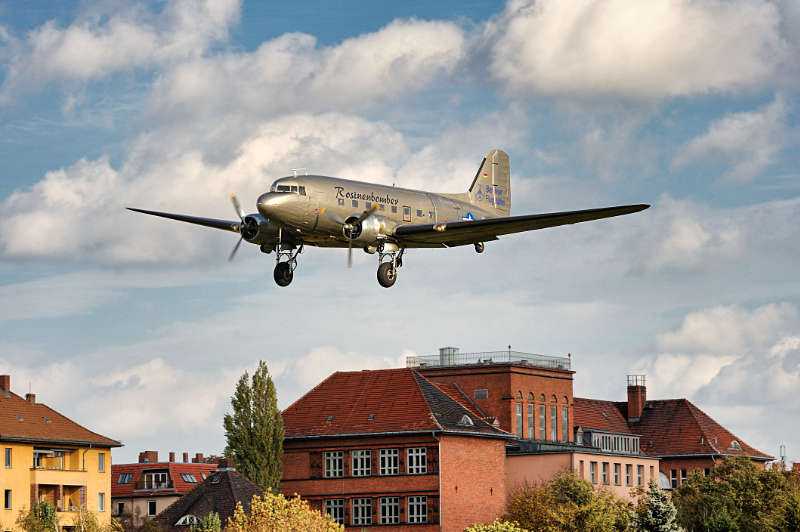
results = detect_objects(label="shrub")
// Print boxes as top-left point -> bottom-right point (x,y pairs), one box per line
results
225,492 -> 343,532
634,481 -> 679,532
466,519 -> 529,531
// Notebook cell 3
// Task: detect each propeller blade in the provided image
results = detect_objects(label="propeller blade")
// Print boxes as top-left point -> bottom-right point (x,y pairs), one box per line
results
354,204 -> 378,225
228,236 -> 243,262
230,193 -> 245,221
347,239 -> 353,268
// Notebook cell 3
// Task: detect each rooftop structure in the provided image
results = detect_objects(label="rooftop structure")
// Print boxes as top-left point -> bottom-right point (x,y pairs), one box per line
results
406,346 -> 571,371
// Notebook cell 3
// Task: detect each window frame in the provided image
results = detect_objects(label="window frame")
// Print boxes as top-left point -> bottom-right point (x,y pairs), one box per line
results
613,463 -> 621,486
351,498 -> 372,526
351,449 -> 371,477
601,462 -> 609,485
324,499 -> 345,525
407,447 -> 427,475
527,403 -> 534,440
539,404 -> 546,440
408,496 -> 427,524
147,500 -> 157,517
98,452 -> 105,473
515,402 -> 523,438
561,405 -> 569,442
380,496 -> 400,525
550,404 -> 558,441
638,464 -> 645,487
4,489 -> 11,510
402,206 -> 412,222
98,492 -> 105,512
379,448 -> 399,476
625,464 -> 633,486
590,462 -> 597,484
323,451 -> 344,478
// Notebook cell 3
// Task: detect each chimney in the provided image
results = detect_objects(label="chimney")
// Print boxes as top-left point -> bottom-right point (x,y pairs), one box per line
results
169,452 -> 176,463
627,375 -> 646,422
193,453 -> 204,463
138,451 -> 159,464
0,375 -> 10,392
182,452 -> 189,463
25,393 -> 36,404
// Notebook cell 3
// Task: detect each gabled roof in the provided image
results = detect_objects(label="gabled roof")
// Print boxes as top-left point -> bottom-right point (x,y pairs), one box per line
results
0,390 -> 120,448
155,469 -> 262,530
282,368 -> 509,439
112,462 -> 219,498
573,397 -> 772,460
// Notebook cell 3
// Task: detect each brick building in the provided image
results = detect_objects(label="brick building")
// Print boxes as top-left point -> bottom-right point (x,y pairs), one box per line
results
281,347 -> 771,530
111,451 -> 219,528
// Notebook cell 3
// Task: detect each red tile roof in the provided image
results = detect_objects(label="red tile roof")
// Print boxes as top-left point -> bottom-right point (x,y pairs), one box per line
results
112,462 -> 219,498
282,368 -> 509,439
573,397 -> 771,460
0,390 -> 120,447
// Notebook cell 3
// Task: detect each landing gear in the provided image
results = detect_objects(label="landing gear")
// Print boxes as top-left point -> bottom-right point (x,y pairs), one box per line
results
377,244 -> 404,288
474,242 -> 485,253
272,230 -> 302,287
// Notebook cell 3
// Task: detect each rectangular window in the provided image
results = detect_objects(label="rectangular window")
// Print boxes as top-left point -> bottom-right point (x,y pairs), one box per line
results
391,205 -> 397,213
403,206 -> 412,222
337,198 -> 345,206
638,465 -> 645,486
147,500 -> 157,517
550,405 -> 557,441
625,464 -> 633,486
98,452 -> 105,473
579,460 -> 585,479
379,449 -> 399,475
408,496 -> 427,524
324,451 -> 344,478
378,203 -> 385,211
704,468 -> 711,476
613,463 -> 621,485
380,497 -> 400,524
365,201 -> 372,209
527,404 -> 534,440
116,502 -> 125,516
351,199 -> 358,208
539,405 -> 546,440
4,489 -> 11,509
670,469 -> 678,489
3,448 -> 10,468
118,473 -> 132,484
298,186 -> 306,195
352,498 -> 372,526
561,406 -> 569,442
407,448 -> 427,474
515,403 -> 523,438
416,209 -> 423,217
590,462 -> 597,484
351,450 -> 371,477
474,388 -> 488,400
602,462 -> 609,485
649,465 -> 654,482
680,469 -> 688,484
98,492 -> 105,512
324,499 -> 345,525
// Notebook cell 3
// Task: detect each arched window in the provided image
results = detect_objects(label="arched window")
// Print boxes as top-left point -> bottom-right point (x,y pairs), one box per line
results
175,515 -> 200,526
539,393 -> 546,403
551,394 -> 557,403
528,392 -> 535,402
729,440 -> 742,451
516,391 -> 523,401
563,395 -> 568,403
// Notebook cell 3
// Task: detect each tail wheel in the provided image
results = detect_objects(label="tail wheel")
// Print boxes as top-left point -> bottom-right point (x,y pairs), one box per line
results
474,242 -> 485,253
377,262 -> 397,288
274,262 -> 293,287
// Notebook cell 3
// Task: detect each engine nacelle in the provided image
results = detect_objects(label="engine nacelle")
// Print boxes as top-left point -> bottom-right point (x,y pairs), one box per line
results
241,214 -> 280,245
343,215 -> 396,245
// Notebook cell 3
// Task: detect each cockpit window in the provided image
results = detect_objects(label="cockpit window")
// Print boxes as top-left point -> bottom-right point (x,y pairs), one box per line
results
299,186 -> 306,196
276,185 -> 291,192
271,181 -> 305,194
290,185 -> 298,193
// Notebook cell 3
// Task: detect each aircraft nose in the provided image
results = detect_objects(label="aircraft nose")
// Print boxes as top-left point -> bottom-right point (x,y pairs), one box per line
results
257,192 -> 289,217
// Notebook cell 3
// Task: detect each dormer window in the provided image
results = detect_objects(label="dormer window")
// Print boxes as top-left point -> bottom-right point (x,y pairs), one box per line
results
459,415 -> 474,426
175,515 -> 200,526
729,440 -> 741,451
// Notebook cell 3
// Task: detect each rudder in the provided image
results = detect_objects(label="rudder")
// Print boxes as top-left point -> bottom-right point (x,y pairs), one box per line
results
468,149 -> 510,216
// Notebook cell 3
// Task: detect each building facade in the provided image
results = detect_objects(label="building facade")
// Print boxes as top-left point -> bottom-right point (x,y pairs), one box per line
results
0,374 -> 120,532
111,451 -> 219,528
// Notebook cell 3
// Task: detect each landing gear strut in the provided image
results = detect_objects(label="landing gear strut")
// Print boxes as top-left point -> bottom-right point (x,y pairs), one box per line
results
377,244 -> 404,288
273,234 -> 303,287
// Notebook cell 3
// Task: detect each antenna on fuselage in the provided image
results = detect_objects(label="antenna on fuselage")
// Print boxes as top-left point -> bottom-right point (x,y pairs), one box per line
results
290,168 -> 307,177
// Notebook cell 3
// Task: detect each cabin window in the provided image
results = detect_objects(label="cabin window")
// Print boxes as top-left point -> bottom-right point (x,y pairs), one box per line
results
403,206 -> 412,222
378,203 -> 385,211
337,198 -> 344,206
352,200 -> 358,208
391,206 -> 398,213
290,185 -> 298,193
365,202 -> 372,209
416,209 -> 423,217
298,186 -> 306,195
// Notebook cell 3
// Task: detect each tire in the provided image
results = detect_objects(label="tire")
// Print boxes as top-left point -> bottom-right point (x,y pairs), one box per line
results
273,262 -> 293,287
474,242 -> 485,253
377,262 -> 397,288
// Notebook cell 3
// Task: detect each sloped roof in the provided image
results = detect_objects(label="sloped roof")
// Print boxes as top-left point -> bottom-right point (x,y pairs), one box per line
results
282,368 -> 509,439
112,462 -> 219,498
573,397 -> 772,460
155,469 -> 261,530
0,390 -> 120,447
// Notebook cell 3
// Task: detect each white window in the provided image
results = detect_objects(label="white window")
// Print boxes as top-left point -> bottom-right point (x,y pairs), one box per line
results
324,499 -> 344,524
379,449 -> 399,475
670,469 -> 678,489
380,497 -> 400,524
118,473 -> 132,484
602,462 -> 609,485
408,496 -> 427,524
539,405 -> 546,440
98,452 -> 105,473
98,492 -> 105,512
4,448 -> 10,468
681,469 -> 688,484
143,472 -> 169,489
352,450 -> 371,477
625,464 -> 633,486
352,498 -> 372,526
147,500 -> 157,517
590,462 -> 597,484
515,403 -> 523,438
324,451 -> 343,478
180,473 -> 198,483
561,406 -> 569,442
638,465 -> 645,487
407,448 -> 427,474
527,404 -> 534,440
614,463 -> 621,485
550,405 -> 557,441
175,516 -> 200,526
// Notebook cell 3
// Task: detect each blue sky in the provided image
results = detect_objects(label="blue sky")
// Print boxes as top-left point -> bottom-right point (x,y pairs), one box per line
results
1,0 -> 799,464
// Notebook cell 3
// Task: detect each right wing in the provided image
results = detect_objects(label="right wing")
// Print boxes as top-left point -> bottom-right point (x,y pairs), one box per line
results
126,208 -> 240,233
393,204 -> 649,246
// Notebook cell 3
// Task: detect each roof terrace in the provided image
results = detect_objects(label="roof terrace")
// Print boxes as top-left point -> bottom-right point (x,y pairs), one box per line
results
406,347 -> 571,371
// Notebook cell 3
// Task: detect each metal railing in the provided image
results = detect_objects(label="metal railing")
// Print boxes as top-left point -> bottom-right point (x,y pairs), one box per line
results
135,479 -> 174,490
406,350 -> 571,371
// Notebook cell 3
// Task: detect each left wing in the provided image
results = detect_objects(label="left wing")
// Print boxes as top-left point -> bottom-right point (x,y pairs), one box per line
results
393,204 -> 649,246
126,207 -> 241,233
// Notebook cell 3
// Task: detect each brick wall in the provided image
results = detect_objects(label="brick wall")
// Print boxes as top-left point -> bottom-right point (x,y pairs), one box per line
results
439,435 -> 506,532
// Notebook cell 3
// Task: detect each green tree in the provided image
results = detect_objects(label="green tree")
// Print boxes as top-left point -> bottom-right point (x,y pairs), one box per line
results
226,493 -> 342,532
16,501 -> 58,532
466,519 -> 529,531
505,471 -> 632,532
634,481 -> 679,532
673,457 -> 793,532
224,360 -> 284,491
190,512 -> 221,532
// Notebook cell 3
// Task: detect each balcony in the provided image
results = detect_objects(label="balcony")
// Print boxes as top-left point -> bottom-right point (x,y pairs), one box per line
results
135,479 -> 175,491
31,466 -> 88,487
407,348 -> 571,371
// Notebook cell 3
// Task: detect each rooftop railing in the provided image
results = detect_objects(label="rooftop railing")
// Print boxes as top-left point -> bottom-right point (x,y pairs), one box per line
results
406,349 -> 571,371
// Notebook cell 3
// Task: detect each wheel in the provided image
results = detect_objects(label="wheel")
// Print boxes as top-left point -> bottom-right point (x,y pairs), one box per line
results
377,262 -> 397,288
474,242 -> 485,253
273,262 -> 293,287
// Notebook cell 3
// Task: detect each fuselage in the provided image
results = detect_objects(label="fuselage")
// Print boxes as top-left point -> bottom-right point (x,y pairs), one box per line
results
256,175 -> 498,248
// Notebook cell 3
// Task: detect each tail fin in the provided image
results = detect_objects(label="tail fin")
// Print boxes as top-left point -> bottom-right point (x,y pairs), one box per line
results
468,149 -> 510,216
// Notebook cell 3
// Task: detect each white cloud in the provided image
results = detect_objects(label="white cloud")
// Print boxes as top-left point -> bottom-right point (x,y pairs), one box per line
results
0,0 -> 240,101
488,0 -> 789,98
672,96 -> 789,182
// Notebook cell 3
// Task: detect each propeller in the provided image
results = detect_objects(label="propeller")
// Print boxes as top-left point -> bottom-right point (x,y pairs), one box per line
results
343,205 -> 378,268
229,193 -> 245,262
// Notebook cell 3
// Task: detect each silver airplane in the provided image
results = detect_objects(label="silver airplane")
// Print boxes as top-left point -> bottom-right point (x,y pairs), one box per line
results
128,149 -> 648,288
